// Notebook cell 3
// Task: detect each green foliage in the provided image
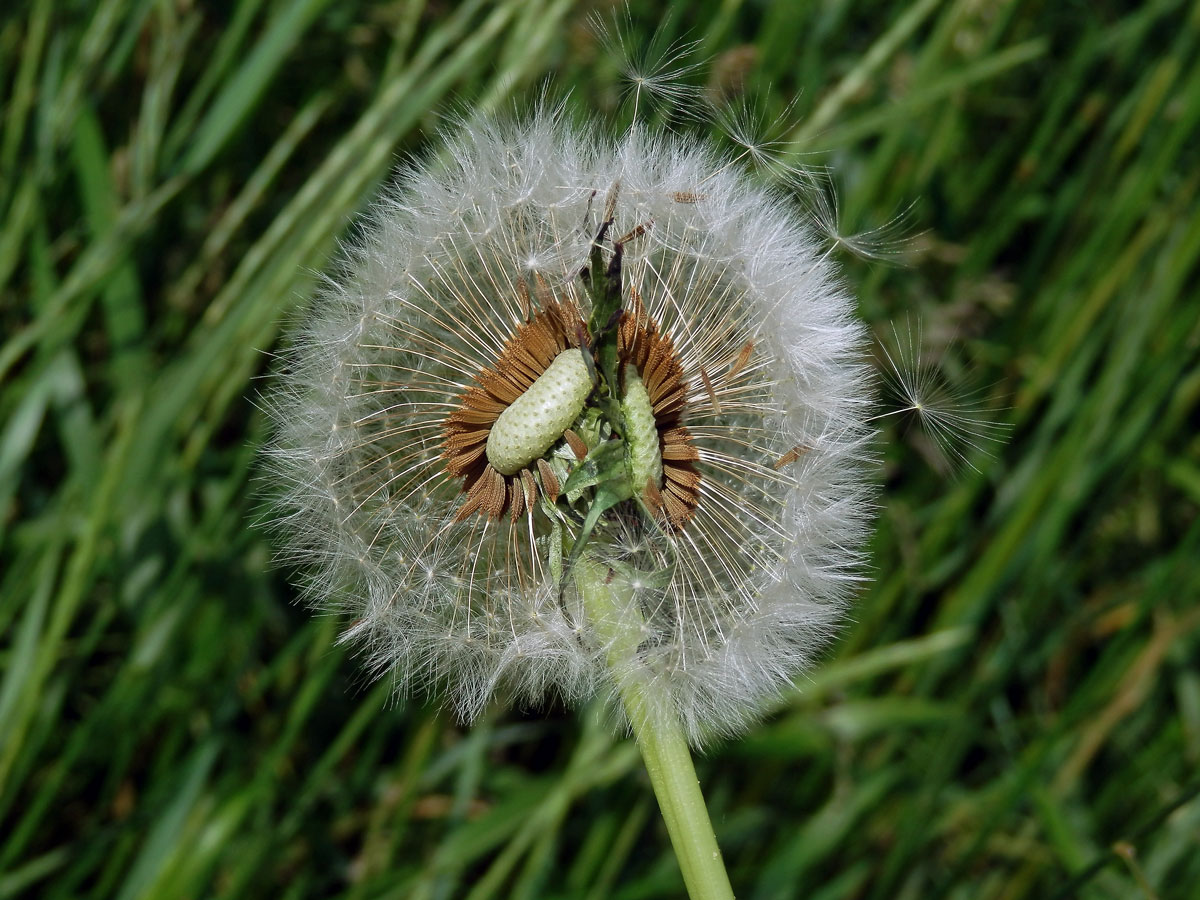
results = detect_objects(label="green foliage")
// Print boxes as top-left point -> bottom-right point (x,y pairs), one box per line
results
2,1 -> 1198,898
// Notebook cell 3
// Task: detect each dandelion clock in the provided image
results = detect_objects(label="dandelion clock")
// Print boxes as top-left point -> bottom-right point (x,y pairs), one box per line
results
264,110 -> 874,898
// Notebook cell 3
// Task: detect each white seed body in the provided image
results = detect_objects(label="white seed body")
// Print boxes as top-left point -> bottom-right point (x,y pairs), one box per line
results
486,350 -> 593,475
622,364 -> 663,490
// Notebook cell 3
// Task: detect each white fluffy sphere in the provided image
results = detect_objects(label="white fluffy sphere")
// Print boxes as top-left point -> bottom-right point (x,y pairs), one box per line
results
264,111 -> 875,745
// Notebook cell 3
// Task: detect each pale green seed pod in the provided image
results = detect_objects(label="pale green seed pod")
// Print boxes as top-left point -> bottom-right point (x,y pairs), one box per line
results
621,363 -> 662,490
486,349 -> 593,475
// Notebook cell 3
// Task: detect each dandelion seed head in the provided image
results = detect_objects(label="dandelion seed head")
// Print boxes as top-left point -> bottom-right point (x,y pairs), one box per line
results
265,109 -> 876,745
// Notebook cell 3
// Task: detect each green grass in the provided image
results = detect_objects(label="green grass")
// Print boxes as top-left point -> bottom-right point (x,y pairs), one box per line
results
2,0 -> 1199,897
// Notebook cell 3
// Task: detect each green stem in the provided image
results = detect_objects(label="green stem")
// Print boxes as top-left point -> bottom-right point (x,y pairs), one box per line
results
575,556 -> 736,900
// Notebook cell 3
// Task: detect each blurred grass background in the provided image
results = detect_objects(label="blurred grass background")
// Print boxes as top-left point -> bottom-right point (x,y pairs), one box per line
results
2,0 -> 1199,897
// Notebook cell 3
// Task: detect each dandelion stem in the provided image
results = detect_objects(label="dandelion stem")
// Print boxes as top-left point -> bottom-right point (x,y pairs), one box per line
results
575,556 -> 736,900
